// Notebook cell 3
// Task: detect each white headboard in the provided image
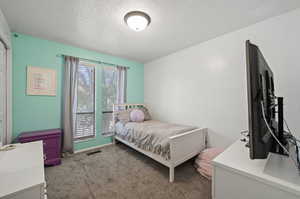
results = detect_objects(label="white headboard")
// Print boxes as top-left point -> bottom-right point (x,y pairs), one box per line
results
113,104 -> 146,112
112,104 -> 146,125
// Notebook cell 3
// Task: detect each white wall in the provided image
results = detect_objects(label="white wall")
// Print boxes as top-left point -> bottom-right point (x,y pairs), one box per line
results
145,8 -> 300,148
0,7 -> 10,48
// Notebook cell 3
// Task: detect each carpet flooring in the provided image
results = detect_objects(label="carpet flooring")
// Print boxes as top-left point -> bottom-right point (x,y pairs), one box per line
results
45,142 -> 211,199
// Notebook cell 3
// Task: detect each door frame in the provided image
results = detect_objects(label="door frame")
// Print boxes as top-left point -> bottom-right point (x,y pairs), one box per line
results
0,38 -> 12,146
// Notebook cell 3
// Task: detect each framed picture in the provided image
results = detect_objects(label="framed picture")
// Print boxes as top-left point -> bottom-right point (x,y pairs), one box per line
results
27,66 -> 57,96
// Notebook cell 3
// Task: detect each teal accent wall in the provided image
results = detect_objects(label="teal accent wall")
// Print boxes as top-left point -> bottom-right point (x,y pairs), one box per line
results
12,33 -> 144,151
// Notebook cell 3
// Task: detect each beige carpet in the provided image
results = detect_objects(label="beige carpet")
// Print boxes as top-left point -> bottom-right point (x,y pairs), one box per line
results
45,142 -> 211,199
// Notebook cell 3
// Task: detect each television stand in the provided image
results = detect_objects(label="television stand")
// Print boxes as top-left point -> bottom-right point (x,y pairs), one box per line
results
212,138 -> 300,199
270,96 -> 290,156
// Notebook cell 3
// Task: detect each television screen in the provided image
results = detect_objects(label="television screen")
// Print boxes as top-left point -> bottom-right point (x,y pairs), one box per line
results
246,40 -> 277,159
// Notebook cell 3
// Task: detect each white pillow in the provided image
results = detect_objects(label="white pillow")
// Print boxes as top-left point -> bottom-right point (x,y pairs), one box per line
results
130,109 -> 145,122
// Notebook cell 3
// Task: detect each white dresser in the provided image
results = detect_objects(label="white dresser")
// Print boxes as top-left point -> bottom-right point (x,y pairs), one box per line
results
0,141 -> 45,199
212,139 -> 300,199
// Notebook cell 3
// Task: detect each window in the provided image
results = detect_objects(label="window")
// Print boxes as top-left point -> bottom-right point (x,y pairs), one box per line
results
102,66 -> 117,136
74,63 -> 96,140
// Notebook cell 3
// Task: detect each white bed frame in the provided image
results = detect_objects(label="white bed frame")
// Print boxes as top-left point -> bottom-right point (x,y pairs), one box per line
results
113,104 -> 207,182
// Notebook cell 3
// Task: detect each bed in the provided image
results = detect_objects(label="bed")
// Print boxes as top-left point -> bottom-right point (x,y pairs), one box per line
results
113,104 -> 207,182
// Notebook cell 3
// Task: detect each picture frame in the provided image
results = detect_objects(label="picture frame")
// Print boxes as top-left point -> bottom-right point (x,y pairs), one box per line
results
27,66 -> 57,96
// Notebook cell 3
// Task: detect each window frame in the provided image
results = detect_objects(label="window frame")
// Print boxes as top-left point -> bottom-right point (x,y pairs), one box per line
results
0,42 -> 6,147
74,61 -> 96,141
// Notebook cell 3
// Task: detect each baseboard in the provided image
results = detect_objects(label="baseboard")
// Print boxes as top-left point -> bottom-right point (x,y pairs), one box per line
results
74,142 -> 113,154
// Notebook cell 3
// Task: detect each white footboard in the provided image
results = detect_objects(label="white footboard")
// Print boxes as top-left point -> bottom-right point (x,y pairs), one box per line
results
113,103 -> 207,183
168,128 -> 207,182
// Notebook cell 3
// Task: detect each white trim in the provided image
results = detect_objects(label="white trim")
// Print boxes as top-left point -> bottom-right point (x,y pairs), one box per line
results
79,61 -> 97,68
0,42 -> 4,147
0,9 -> 11,144
74,142 -> 113,154
74,136 -> 96,143
0,41 -> 10,146
5,47 -> 12,144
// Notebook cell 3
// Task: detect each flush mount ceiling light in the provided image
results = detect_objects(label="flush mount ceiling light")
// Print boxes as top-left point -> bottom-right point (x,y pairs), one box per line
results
124,11 -> 151,32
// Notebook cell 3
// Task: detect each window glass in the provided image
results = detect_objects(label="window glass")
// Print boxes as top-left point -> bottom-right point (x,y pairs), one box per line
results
74,64 -> 95,140
77,66 -> 95,113
102,66 -> 117,112
102,66 -> 117,136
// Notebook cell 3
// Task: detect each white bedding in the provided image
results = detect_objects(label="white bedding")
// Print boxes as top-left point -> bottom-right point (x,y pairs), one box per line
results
115,120 -> 197,160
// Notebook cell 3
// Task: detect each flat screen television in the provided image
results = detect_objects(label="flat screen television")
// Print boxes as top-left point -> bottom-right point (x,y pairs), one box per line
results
245,40 -> 287,159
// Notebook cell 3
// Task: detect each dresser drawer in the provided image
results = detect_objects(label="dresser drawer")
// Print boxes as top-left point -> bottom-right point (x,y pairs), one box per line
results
44,148 -> 60,165
43,137 -> 60,149
18,129 -> 62,166
44,148 -> 59,159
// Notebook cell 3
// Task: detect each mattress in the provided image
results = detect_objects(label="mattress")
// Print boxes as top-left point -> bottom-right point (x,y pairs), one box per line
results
115,120 -> 197,160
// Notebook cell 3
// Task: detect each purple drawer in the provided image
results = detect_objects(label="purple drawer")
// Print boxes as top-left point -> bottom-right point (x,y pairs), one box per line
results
45,148 -> 59,158
18,129 -> 62,166
43,137 -> 60,149
18,129 -> 61,140
45,149 -> 61,165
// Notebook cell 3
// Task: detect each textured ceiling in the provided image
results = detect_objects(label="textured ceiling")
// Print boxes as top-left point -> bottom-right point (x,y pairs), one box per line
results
1,0 -> 300,63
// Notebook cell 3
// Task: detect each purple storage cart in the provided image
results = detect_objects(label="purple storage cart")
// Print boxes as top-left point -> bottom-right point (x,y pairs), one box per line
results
18,129 -> 62,166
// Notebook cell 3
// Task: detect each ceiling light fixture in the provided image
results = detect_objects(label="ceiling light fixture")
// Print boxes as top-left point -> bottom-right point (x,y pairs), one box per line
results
124,11 -> 151,32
